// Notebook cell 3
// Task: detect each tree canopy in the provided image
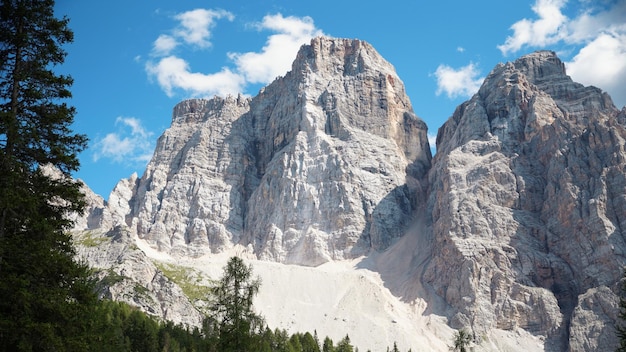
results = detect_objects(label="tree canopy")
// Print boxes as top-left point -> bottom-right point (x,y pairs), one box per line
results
0,0 -> 92,349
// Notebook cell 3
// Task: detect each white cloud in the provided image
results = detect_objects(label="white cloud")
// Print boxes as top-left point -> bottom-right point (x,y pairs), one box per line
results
153,34 -> 179,56
566,32 -> 626,107
229,14 -> 323,84
498,0 -> 626,107
173,9 -> 234,49
456,46 -> 465,53
93,117 -> 155,164
146,12 -> 322,98
566,2 -> 626,43
428,133 -> 438,153
151,9 -> 234,56
498,0 -> 568,55
434,63 -> 484,99
146,56 -> 245,97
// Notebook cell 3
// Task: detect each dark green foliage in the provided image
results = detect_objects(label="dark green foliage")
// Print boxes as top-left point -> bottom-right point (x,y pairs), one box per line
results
450,329 -> 472,352
336,335 -> 354,352
86,300 -> 207,352
205,256 -> 265,352
323,336 -> 335,352
0,0 -> 93,350
301,332 -> 321,352
392,342 -> 400,352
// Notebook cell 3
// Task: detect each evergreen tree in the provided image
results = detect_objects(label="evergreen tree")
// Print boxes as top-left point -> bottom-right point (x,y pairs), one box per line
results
205,256 -> 264,352
0,0 -> 93,350
302,331 -> 321,352
450,329 -> 472,352
290,333 -> 303,352
323,337 -> 335,352
391,341 -> 399,352
336,334 -> 354,352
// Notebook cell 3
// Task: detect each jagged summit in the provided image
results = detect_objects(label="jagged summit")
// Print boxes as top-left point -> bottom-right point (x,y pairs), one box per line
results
81,36 -> 431,266
73,41 -> 626,351
427,49 -> 626,350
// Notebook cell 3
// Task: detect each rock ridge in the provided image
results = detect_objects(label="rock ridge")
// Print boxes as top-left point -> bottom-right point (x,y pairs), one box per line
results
79,36 -> 431,266
72,38 -> 626,351
426,49 -> 626,350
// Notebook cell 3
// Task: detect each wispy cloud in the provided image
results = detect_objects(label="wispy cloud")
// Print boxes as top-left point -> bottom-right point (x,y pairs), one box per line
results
93,117 -> 155,165
498,0 -> 626,107
146,11 -> 323,98
153,34 -> 178,56
433,62 -> 484,99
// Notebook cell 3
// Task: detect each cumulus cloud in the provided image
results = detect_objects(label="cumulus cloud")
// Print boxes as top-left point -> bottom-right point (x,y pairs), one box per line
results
93,117 -> 155,164
229,14 -> 323,84
146,11 -> 322,98
498,0 -> 568,55
146,56 -> 245,97
174,9 -> 234,48
566,32 -> 626,106
150,9 -> 234,56
498,0 -> 626,107
434,63 -> 484,99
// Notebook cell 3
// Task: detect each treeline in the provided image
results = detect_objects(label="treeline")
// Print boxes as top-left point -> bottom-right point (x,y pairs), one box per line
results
82,256 -> 413,352
84,298 -> 354,352
85,298 -> 408,352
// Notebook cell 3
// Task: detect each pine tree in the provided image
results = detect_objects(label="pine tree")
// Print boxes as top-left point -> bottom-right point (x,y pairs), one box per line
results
391,341 -> 400,352
336,334 -> 354,352
302,331 -> 321,352
323,337 -> 335,352
0,0 -> 94,350
205,256 -> 264,352
450,329 -> 472,352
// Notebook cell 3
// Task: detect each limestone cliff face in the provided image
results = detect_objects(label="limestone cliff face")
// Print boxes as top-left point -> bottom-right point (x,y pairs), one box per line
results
243,38 -> 430,265
425,51 -> 626,350
91,37 -> 431,266
72,42 -> 626,350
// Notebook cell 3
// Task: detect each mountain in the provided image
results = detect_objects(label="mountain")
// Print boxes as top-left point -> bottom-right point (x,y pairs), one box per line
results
72,38 -> 626,351
426,50 -> 626,351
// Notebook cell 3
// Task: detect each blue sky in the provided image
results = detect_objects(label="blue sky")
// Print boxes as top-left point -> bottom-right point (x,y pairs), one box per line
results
54,0 -> 626,198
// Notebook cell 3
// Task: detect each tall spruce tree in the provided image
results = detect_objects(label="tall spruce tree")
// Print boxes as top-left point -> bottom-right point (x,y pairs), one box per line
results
205,256 -> 264,352
0,0 -> 94,350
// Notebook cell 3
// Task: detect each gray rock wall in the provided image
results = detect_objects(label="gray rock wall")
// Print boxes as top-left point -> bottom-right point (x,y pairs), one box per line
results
426,51 -> 626,350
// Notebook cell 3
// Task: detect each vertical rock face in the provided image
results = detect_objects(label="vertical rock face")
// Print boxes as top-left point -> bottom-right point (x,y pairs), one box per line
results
93,37 -> 431,266
243,38 -> 431,265
426,50 -> 626,349
72,42 -> 626,350
130,96 -> 252,256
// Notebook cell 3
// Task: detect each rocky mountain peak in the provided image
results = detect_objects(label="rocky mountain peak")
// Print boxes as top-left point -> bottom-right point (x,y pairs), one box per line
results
73,42 -> 626,350
293,37 -> 396,78
426,50 -> 626,350
80,36 -> 431,266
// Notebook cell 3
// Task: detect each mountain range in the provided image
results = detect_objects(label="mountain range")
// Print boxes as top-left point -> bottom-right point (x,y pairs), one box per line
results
72,37 -> 626,351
